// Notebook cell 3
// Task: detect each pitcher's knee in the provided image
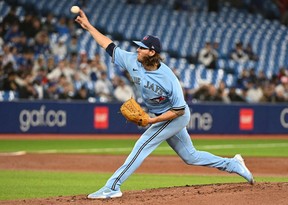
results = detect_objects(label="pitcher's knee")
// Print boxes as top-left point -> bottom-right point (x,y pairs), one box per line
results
181,151 -> 200,165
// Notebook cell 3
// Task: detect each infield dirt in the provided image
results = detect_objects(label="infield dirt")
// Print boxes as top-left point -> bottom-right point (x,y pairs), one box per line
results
0,153 -> 287,205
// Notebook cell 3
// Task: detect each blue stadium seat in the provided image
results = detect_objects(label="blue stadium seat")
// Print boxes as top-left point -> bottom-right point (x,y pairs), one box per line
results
2,0 -> 288,90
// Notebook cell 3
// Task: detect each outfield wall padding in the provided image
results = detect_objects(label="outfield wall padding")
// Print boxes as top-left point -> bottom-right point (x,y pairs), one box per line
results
0,101 -> 287,134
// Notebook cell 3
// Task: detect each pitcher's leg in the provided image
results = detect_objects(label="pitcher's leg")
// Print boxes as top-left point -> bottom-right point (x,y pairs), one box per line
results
166,129 -> 254,184
166,129 -> 232,170
105,120 -> 173,190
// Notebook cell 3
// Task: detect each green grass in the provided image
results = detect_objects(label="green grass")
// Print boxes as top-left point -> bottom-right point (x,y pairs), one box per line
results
0,139 -> 287,157
0,170 -> 287,200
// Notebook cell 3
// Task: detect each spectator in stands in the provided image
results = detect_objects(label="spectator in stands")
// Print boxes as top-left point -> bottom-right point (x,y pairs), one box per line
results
33,31 -> 51,57
126,0 -> 142,4
93,53 -> 107,75
51,37 -> 67,61
192,84 -> 210,102
113,77 -> 135,102
33,67 -> 48,99
1,1 -> 287,105
47,60 -> 74,83
69,52 -> 78,67
277,67 -> 288,81
94,71 -> 114,102
0,50 -> 4,78
260,82 -> 277,103
205,84 -> 224,102
77,63 -> 92,82
173,0 -> 190,11
79,50 -> 89,65
18,73 -> 38,99
198,42 -> 218,69
245,44 -> 258,61
19,13 -> 34,38
275,76 -> 288,102
245,0 -> 264,14
67,35 -> 78,58
230,42 -> 249,63
1,6 -> 20,34
274,0 -> 288,25
42,13 -> 57,35
1,70 -> 19,91
79,0 -> 88,8
67,18 -> 78,37
57,74 -> 75,100
72,71 -> 84,91
236,69 -> 250,89
245,81 -> 264,103
4,23 -> 21,43
257,70 -> 269,87
217,80 -> 230,103
55,16 -> 70,36
0,27 -> 4,47
46,56 -> 56,74
58,81 -> 75,100
248,68 -> 258,84
73,85 -> 88,100
15,34 -> 30,54
88,53 -> 108,82
32,55 -> 46,74
2,44 -> 17,71
228,87 -> 246,102
43,81 -> 59,100
17,48 -> 34,72
28,17 -> 42,39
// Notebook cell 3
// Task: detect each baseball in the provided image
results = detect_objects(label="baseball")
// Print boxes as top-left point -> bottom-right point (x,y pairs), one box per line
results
70,6 -> 80,14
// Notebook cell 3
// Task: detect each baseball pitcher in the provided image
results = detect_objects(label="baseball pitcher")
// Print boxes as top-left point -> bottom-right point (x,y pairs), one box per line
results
75,9 -> 254,199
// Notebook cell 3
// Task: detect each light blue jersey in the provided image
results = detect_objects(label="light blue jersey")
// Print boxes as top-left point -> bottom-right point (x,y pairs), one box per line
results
113,47 -> 186,114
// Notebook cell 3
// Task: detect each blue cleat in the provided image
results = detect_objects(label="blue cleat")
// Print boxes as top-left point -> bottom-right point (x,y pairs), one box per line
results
87,186 -> 123,199
233,154 -> 255,185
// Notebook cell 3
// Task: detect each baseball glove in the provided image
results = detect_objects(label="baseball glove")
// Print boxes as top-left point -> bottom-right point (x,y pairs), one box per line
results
120,98 -> 149,127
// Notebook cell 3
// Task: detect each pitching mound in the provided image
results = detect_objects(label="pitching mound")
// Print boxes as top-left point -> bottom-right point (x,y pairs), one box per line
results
1,182 -> 287,205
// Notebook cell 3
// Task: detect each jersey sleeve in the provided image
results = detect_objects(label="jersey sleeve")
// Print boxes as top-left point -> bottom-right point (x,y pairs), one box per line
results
112,47 -> 137,73
168,76 -> 186,110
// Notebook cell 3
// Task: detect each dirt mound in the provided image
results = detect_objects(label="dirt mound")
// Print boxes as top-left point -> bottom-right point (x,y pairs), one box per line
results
1,182 -> 287,205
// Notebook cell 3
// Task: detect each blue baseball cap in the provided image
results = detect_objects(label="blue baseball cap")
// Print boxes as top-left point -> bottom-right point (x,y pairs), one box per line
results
133,35 -> 162,53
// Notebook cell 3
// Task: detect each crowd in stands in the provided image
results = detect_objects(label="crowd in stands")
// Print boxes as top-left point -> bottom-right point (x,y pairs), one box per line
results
0,2 -> 287,103
185,68 -> 288,103
185,40 -> 288,103
0,5 -> 137,103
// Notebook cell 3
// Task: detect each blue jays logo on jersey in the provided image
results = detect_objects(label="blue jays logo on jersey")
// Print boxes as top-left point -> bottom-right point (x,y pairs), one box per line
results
150,96 -> 166,104
132,76 -> 141,85
144,81 -> 163,95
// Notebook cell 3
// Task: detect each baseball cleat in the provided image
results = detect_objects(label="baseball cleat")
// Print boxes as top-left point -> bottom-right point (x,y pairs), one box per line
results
234,154 -> 255,185
87,186 -> 122,199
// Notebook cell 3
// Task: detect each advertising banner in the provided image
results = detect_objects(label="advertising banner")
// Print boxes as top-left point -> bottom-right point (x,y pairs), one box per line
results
0,101 -> 287,134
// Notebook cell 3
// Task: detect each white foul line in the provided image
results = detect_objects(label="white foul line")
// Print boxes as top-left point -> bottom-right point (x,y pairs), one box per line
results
27,143 -> 288,154
0,151 -> 27,156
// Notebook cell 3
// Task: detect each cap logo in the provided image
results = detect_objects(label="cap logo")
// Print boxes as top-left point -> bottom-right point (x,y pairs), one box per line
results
143,36 -> 149,40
